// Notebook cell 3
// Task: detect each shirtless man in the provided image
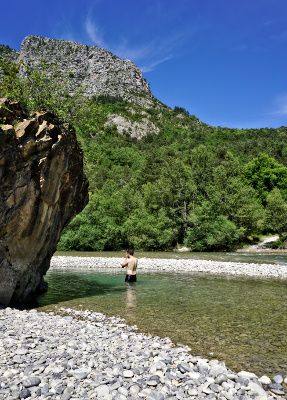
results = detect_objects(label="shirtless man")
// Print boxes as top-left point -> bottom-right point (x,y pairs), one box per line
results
121,249 -> 138,282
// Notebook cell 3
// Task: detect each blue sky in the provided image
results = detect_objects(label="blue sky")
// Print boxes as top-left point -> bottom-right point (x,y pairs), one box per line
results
1,0 -> 287,128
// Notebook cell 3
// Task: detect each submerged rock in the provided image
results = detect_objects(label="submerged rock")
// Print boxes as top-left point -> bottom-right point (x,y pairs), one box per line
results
0,98 -> 88,306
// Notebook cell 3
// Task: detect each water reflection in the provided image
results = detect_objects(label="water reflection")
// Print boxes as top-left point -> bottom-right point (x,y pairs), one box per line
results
125,283 -> 137,316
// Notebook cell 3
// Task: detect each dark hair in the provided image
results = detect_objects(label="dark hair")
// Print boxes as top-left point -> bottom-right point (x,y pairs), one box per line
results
127,248 -> 134,255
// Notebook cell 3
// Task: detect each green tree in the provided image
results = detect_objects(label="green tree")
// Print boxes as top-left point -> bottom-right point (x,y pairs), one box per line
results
185,202 -> 244,251
190,145 -> 216,196
209,153 -> 266,236
265,189 -> 287,233
3,52 -> 287,251
0,57 -> 23,101
123,203 -> 175,250
244,153 -> 287,202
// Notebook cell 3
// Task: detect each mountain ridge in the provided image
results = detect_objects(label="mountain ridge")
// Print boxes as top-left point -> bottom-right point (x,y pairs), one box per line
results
1,35 -> 155,107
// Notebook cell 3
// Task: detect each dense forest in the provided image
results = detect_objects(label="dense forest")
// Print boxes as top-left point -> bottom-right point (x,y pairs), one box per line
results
1,55 -> 287,251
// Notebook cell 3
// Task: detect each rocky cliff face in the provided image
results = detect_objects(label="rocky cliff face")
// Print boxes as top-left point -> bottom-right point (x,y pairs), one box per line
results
0,99 -> 89,306
18,36 -> 153,107
0,36 -> 161,138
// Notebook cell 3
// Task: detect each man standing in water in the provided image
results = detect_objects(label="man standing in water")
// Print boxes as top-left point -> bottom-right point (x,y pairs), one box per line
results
121,249 -> 138,282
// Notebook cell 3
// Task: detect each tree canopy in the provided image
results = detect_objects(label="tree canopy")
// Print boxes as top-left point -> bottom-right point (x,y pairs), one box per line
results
1,56 -> 287,251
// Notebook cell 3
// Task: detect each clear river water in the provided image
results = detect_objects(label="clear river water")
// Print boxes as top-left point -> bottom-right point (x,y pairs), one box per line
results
38,251 -> 287,377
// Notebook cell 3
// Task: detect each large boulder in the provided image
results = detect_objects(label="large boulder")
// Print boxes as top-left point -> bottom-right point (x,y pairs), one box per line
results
0,98 -> 89,306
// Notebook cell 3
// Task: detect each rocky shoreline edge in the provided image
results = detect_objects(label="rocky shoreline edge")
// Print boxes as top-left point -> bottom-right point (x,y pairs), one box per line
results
0,307 -> 286,400
51,256 -> 287,280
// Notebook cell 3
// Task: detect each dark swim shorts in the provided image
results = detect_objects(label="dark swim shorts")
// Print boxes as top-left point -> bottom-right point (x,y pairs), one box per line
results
125,274 -> 137,283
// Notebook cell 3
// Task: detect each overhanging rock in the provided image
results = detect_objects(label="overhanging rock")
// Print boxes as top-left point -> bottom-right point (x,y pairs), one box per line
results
0,98 -> 89,306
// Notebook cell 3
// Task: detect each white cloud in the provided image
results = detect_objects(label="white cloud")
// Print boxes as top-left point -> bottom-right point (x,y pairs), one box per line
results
113,40 -> 153,62
114,40 -> 175,72
85,16 -> 106,48
140,55 -> 173,73
83,16 -> 187,72
272,95 -> 287,116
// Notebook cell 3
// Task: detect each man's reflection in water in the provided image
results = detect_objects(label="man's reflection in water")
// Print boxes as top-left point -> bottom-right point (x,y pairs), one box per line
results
125,283 -> 137,320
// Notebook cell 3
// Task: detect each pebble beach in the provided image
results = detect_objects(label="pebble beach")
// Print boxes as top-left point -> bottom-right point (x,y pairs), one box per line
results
1,256 -> 287,399
1,307 -> 286,400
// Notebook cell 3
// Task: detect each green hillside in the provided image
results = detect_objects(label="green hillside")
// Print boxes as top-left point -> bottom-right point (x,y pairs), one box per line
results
1,54 -> 287,251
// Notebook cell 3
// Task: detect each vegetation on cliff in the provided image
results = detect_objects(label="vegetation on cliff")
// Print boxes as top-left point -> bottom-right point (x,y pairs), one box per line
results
1,53 -> 287,251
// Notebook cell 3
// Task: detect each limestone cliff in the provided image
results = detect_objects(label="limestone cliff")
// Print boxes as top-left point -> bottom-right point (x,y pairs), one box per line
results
0,36 -> 161,138
0,99 -> 89,306
18,36 -> 153,107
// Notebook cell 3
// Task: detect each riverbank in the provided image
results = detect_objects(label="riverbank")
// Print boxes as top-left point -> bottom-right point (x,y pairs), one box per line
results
237,235 -> 286,254
0,307 -> 285,400
51,256 -> 287,279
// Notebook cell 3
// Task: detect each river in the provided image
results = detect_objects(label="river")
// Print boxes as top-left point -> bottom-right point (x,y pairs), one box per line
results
38,251 -> 287,377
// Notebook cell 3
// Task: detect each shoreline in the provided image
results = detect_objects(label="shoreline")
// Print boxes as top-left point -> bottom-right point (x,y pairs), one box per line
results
51,256 -> 287,280
236,248 -> 287,254
0,307 -> 284,399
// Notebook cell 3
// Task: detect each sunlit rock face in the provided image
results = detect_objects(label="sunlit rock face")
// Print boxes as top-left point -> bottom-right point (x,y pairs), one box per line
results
19,36 -> 153,107
0,98 -> 89,306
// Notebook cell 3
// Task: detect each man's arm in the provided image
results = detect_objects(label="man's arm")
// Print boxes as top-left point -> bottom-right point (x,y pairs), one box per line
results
121,258 -> 128,268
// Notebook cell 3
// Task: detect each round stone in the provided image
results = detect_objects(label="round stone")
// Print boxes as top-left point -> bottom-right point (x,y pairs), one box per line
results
129,384 -> 141,396
259,375 -> 271,385
17,348 -> 28,355
273,374 -> 283,384
72,369 -> 89,379
20,388 -> 31,399
123,370 -> 134,378
95,384 -> 110,397
238,371 -> 257,379
188,388 -> 198,396
118,387 -> 129,396
22,377 -> 41,388
209,383 -> 220,393
215,374 -> 228,385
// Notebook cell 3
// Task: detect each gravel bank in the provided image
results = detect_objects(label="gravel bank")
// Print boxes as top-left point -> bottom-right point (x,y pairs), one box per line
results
51,256 -> 287,279
0,307 -> 285,400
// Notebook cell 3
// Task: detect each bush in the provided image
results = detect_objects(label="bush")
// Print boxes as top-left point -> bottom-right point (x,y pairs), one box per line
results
185,214 -> 244,251
173,106 -> 190,116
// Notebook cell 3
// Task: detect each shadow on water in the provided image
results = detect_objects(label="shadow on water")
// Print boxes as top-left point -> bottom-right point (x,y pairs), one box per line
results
36,271 -> 127,307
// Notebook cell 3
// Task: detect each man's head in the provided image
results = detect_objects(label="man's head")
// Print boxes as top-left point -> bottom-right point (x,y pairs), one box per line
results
127,248 -> 134,256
